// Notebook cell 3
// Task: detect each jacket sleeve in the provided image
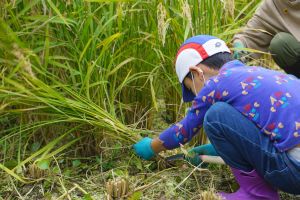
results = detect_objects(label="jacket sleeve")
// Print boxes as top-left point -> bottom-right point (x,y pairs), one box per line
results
158,81 -> 218,149
233,1 -> 279,56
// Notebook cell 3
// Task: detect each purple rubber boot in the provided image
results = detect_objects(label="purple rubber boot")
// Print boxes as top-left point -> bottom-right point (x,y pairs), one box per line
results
218,168 -> 280,200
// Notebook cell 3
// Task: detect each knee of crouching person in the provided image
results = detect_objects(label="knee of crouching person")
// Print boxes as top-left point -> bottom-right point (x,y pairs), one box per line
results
204,102 -> 229,126
269,32 -> 289,56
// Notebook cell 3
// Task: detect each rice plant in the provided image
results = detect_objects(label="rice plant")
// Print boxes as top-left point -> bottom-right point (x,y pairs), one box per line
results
2,0 -> 283,199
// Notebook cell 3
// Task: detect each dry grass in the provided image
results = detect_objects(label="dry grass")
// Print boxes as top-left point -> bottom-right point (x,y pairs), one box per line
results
1,99 -> 298,200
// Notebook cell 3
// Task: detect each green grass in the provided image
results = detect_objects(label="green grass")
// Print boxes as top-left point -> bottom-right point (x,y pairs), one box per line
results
2,0 -> 292,199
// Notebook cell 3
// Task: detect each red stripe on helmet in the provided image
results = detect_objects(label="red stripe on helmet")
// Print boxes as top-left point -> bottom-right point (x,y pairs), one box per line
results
176,43 -> 209,60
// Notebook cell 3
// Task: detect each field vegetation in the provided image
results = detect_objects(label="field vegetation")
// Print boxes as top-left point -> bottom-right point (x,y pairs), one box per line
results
0,0 -> 297,199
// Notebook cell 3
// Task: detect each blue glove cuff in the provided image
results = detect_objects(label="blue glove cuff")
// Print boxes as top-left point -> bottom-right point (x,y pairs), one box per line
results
133,137 -> 155,160
233,41 -> 244,48
190,143 -> 218,156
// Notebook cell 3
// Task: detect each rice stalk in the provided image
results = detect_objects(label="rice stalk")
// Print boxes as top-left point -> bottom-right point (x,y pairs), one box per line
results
0,1 -> 265,189
157,3 -> 170,46
181,0 -> 194,36
222,0 -> 235,18
11,44 -> 35,78
199,189 -> 222,200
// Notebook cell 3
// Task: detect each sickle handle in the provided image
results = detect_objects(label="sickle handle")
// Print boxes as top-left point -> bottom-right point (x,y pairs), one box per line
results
199,155 -> 225,165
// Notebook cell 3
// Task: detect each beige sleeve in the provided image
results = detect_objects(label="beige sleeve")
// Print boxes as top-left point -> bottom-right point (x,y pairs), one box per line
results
233,15 -> 275,56
233,0 -> 279,58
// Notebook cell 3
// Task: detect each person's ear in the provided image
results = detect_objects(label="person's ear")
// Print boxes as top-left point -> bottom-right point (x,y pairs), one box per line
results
189,66 -> 204,80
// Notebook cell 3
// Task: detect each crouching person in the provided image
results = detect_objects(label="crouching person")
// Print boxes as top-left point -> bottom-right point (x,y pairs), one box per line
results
133,35 -> 300,199
233,0 -> 300,77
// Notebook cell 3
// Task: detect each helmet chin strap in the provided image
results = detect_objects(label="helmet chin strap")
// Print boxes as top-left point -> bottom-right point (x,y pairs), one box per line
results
191,71 -> 206,96
191,72 -> 197,95
178,71 -> 206,120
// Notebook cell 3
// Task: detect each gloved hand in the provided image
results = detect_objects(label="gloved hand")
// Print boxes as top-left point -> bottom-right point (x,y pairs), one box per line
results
133,137 -> 155,160
233,40 -> 246,60
185,143 -> 218,166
